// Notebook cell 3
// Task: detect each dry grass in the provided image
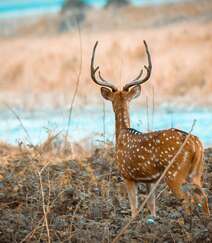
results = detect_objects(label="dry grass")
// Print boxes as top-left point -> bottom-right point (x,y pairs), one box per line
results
0,135 -> 212,242
0,1 -> 212,109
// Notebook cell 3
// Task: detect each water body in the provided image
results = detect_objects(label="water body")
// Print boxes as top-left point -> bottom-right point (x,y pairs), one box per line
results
1,107 -> 211,147
0,0 -> 64,18
0,0 -> 188,18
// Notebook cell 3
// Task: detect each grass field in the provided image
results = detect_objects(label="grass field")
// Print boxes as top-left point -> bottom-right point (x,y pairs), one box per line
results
0,1 -> 211,242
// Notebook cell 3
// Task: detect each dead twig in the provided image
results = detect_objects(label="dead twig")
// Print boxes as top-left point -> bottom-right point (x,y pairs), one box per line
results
20,216 -> 45,243
4,103 -> 33,145
156,185 -> 168,200
69,200 -> 81,239
151,86 -> 155,131
145,96 -> 150,132
102,99 -> 106,146
65,20 -> 83,148
38,168 -> 51,243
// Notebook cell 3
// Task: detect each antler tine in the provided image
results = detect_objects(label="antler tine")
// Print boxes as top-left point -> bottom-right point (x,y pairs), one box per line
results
91,41 -> 118,92
98,71 -> 109,83
128,69 -> 144,83
123,40 -> 152,91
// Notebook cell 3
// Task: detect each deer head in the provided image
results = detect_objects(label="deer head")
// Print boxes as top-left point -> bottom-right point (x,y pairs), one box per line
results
90,40 -> 152,113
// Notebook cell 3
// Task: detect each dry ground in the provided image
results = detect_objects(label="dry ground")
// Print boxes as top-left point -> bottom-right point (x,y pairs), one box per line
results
0,136 -> 211,242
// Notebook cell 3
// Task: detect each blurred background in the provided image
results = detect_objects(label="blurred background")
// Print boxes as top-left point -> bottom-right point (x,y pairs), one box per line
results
0,0 -> 211,146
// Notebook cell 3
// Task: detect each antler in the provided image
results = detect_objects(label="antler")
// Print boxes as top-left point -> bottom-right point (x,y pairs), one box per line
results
123,40 -> 152,91
91,41 -> 118,92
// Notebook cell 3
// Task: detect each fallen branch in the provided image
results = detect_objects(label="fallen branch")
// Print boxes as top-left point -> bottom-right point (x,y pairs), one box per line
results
38,168 -> 51,243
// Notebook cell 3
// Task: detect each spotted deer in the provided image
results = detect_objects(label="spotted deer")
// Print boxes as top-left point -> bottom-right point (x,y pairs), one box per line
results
90,40 -> 210,218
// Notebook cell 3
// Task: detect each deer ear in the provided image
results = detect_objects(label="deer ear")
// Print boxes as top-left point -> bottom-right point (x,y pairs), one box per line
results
101,87 -> 113,101
128,85 -> 141,100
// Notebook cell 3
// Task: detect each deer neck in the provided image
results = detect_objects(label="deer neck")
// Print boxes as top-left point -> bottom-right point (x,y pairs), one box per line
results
115,106 -> 130,143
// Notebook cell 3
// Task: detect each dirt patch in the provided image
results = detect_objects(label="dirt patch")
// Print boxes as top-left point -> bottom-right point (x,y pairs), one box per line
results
0,137 -> 211,242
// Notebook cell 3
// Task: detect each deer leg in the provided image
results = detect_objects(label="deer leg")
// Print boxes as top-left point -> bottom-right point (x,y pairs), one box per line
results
164,156 -> 195,215
189,151 -> 210,216
191,185 -> 210,216
190,173 -> 210,216
124,179 -> 138,218
146,183 -> 156,217
166,176 -> 193,215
